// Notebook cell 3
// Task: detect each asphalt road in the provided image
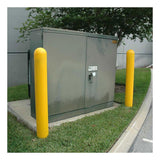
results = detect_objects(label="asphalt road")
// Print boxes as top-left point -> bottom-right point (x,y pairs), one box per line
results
129,104 -> 153,152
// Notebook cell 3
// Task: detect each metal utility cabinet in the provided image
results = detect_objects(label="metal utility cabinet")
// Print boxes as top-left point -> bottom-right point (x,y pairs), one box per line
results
29,27 -> 117,122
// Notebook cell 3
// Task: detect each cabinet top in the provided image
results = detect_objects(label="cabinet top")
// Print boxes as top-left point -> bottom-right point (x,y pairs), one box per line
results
30,27 -> 118,40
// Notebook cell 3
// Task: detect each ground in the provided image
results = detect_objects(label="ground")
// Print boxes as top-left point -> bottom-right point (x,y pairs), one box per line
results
7,68 -> 151,152
115,84 -> 125,93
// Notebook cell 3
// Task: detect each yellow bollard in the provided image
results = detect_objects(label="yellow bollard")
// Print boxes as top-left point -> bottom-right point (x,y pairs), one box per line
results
125,49 -> 135,107
34,48 -> 48,138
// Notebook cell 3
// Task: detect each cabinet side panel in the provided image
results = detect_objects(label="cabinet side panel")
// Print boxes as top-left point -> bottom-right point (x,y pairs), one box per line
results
30,30 -> 43,117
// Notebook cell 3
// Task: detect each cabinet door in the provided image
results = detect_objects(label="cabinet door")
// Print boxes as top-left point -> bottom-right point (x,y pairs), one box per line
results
85,37 -> 117,107
44,32 -> 86,115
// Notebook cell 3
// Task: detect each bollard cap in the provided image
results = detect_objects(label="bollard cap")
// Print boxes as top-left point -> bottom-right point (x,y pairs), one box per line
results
127,49 -> 135,55
34,48 -> 47,56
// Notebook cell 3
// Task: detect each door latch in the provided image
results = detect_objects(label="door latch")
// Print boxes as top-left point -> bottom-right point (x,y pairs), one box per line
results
88,72 -> 93,82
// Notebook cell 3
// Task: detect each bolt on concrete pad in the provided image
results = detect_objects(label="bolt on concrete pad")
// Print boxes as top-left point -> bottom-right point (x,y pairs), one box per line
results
8,100 -> 120,132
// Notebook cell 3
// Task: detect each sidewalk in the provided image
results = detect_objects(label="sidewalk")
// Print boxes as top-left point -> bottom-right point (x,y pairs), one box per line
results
109,69 -> 152,153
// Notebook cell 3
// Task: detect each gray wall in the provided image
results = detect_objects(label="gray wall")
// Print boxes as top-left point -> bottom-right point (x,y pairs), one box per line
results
116,53 -> 152,69
8,8 -> 29,87
117,37 -> 152,69
8,53 -> 28,87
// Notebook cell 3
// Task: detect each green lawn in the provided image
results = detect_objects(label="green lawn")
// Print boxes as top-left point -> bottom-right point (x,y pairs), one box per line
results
8,84 -> 29,102
8,68 -> 151,152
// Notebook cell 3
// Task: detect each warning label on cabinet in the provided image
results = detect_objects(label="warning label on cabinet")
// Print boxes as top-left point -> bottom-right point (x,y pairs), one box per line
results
88,66 -> 98,71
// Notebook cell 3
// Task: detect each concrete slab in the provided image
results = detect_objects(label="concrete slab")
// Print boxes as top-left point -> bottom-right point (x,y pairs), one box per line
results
8,100 -> 119,132
8,99 -> 36,132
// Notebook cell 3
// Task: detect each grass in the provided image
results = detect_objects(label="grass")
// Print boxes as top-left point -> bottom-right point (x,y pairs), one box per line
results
8,84 -> 29,102
8,68 -> 151,152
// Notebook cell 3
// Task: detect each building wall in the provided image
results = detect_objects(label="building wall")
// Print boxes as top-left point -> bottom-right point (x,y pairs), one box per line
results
117,37 -> 152,69
8,8 -> 29,87
8,53 -> 28,87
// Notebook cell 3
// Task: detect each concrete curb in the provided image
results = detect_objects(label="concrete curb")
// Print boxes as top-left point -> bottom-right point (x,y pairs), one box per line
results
109,69 -> 152,153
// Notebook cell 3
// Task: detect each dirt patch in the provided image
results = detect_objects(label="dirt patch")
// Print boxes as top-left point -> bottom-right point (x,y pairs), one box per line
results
115,84 -> 125,93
